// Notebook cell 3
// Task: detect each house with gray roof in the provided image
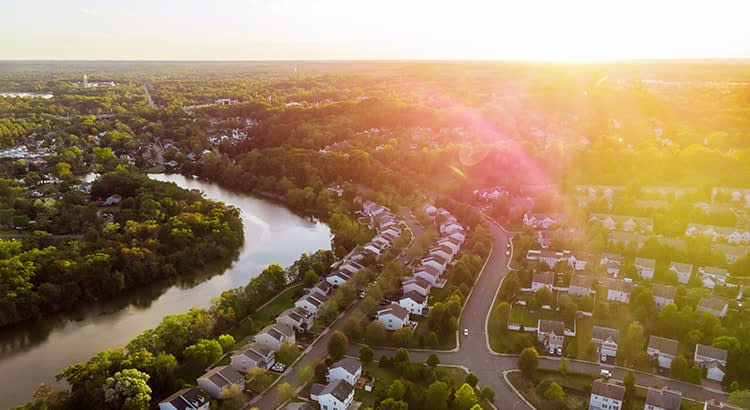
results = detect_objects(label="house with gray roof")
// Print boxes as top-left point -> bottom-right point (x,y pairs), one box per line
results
310,379 -> 355,410
589,379 -> 625,410
697,297 -> 729,318
159,387 -> 210,410
645,388 -> 681,410
197,366 -> 244,399
647,336 -> 679,369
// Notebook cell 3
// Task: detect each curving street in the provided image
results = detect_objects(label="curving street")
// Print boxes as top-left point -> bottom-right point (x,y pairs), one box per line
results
252,216 -> 728,409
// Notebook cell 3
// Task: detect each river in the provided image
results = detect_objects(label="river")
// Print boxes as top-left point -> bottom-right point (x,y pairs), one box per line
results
0,174 -> 332,408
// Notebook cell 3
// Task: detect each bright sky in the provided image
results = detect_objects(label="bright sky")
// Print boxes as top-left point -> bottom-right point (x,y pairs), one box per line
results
2,0 -> 749,61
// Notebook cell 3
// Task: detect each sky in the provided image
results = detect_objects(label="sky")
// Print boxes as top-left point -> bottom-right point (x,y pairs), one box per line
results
2,0 -> 750,61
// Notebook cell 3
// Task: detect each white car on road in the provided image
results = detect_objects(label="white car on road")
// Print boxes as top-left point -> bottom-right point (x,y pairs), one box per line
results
463,328 -> 469,336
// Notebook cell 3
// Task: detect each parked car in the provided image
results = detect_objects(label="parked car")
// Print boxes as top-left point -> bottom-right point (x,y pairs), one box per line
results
549,347 -> 555,355
600,369 -> 612,378
556,347 -> 563,356
463,328 -> 469,336
601,354 -> 607,363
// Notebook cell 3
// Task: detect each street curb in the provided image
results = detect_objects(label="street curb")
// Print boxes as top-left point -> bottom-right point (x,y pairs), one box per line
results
503,370 -> 536,410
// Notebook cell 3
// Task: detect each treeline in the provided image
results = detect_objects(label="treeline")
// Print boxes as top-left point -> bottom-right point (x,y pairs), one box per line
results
0,171 -> 244,328
18,250 -> 333,410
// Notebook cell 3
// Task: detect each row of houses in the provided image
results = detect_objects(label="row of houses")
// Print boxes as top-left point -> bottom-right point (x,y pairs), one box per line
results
537,271 -> 731,317
589,381 -> 739,410
528,248 -> 734,289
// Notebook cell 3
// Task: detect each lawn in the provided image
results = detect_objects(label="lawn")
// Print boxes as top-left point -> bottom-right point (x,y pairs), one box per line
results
234,284 -> 304,342
355,362 -> 472,408
575,316 -> 594,360
507,369 -> 704,410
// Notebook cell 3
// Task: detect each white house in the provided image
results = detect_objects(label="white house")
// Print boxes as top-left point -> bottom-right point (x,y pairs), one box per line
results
253,323 -> 295,351
402,276 -> 431,297
197,366 -> 245,399
309,280 -> 333,298
588,213 -> 653,232
399,290 -> 428,315
159,387 -> 210,410
647,336 -> 679,369
437,238 -> 461,254
310,379 -> 354,410
696,297 -> 729,318
523,213 -> 562,229
527,249 -> 565,268
295,293 -> 328,317
230,342 -> 275,372
448,231 -> 466,244
326,271 -> 352,287
421,257 -> 447,275
606,280 -> 633,304
589,379 -> 625,410
694,344 -> 728,382
600,253 -> 623,276
328,357 -> 362,385
568,253 -> 591,271
699,266 -> 730,289
537,320 -> 565,351
592,326 -> 619,359
635,257 -> 656,280
276,307 -> 314,332
414,265 -> 446,287
668,262 -> 693,284
376,304 -> 411,330
645,388 -> 682,410
531,271 -> 555,292
652,284 -> 676,308
568,275 -> 594,297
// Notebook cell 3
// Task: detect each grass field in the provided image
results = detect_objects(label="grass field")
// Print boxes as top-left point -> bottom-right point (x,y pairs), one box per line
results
234,284 -> 303,342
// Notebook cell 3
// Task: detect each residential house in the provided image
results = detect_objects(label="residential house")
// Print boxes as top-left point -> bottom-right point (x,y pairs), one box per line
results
568,275 -> 594,297
537,320 -> 565,351
309,281 -> 332,298
568,253 -> 592,271
413,264 -> 446,288
685,223 -> 750,245
474,186 -> 509,201
697,297 -> 729,318
328,357 -> 362,385
523,213 -> 562,229
652,285 -> 676,308
699,266 -> 730,289
635,257 -> 657,280
399,291 -> 428,315
448,230 -> 466,244
711,187 -> 750,207
376,304 -> 411,330
668,262 -> 693,284
647,336 -> 679,369
592,326 -> 619,358
704,399 -> 743,410
230,342 -> 275,372
421,256 -> 447,275
429,244 -> 456,261
527,249 -> 565,268
197,366 -> 245,399
588,213 -> 653,233
608,231 -> 648,250
575,184 -> 625,199
644,388 -> 682,410
437,237 -> 461,254
254,323 -> 295,351
694,344 -> 728,382
401,276 -> 431,297
642,186 -> 697,198
310,379 -> 355,410
606,280 -> 634,303
440,221 -> 464,236
295,293 -> 329,317
589,379 -> 625,410
713,244 -> 750,264
326,271 -> 352,287
600,253 -> 623,276
276,307 -> 314,332
159,387 -> 210,410
531,271 -> 555,292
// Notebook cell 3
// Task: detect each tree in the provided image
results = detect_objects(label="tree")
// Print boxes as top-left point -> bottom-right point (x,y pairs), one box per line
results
298,364 -> 314,384
454,383 -> 480,410
519,347 -> 539,377
425,380 -> 450,410
729,390 -> 750,409
623,370 -> 636,407
358,345 -> 374,366
277,382 -> 296,403
366,321 -> 387,345
480,386 -> 495,403
559,357 -> 570,375
464,372 -> 479,387
671,355 -> 688,380
394,348 -> 410,364
183,339 -> 223,368
327,331 -> 348,361
103,368 -> 152,410
536,287 -> 554,307
277,340 -> 301,365
392,327 -> 413,347
217,334 -> 236,352
620,322 -> 645,366
219,385 -> 245,410
386,379 -> 406,400
378,398 -> 408,410
544,381 -> 565,403
427,353 -> 440,368
303,269 -> 319,288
